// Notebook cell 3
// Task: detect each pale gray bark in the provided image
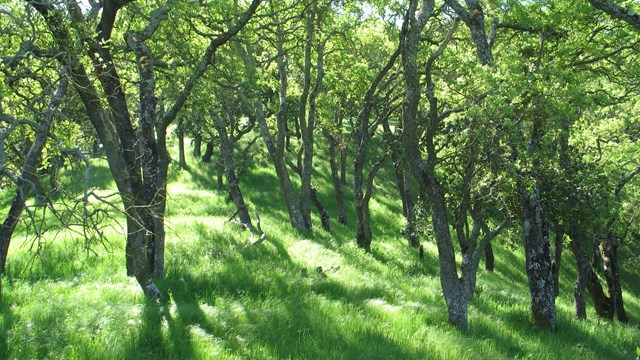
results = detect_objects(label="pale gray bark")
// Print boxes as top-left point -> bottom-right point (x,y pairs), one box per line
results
587,0 -> 640,29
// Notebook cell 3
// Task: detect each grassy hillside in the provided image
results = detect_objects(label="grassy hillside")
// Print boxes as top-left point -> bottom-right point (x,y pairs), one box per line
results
1,139 -> 639,360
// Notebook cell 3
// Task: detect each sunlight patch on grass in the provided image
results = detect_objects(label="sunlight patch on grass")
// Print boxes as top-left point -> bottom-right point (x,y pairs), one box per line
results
287,239 -> 344,269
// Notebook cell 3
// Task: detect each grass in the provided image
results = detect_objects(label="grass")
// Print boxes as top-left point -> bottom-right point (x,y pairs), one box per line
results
1,138 -> 639,360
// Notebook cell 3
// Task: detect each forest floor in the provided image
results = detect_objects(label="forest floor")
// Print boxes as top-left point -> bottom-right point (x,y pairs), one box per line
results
1,139 -> 639,359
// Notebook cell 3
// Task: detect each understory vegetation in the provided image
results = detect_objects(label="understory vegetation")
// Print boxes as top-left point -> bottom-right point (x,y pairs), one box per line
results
1,146 -> 638,359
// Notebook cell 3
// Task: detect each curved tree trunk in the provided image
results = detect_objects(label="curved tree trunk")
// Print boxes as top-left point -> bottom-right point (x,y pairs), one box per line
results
382,116 -> 419,248
0,193 -> 28,273
214,115 -> 253,230
297,5 -> 316,230
311,187 -> 331,232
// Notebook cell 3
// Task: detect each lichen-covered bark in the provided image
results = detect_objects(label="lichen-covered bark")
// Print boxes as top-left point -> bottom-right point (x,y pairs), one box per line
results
401,0 -> 470,329
444,0 -> 494,65
520,185 -> 557,330
587,0 -> 640,29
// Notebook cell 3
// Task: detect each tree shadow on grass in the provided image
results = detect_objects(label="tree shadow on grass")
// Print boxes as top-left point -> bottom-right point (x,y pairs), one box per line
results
469,290 -> 634,359
125,298 -> 169,360
159,268 -> 422,359
146,216 -> 429,359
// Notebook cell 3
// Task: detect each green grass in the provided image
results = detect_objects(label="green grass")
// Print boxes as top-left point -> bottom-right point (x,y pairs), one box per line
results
1,140 -> 639,359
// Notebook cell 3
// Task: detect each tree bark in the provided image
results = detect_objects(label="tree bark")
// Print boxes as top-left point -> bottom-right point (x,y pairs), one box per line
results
193,124 -> 202,157
551,227 -> 564,298
382,116 -> 419,248
353,23 -> 402,250
298,2 -> 326,230
298,4 -> 316,229
311,187 -> 330,232
600,238 -> 629,322
587,0 -> 640,29
177,117 -> 187,169
401,0 -> 475,329
255,100 -> 306,230
202,142 -> 215,163
233,29 -> 307,231
214,114 -> 254,230
326,126 -> 346,225
519,184 -> 557,330
569,231 -> 589,319
484,242 -> 495,272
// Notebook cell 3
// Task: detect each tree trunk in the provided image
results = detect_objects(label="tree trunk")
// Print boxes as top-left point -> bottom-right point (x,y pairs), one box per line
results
484,242 -> 495,272
569,231 -> 589,319
216,161 -> 224,189
354,148 -> 368,250
311,187 -> 330,232
327,131 -> 346,224
297,7 -> 314,230
600,239 -> 628,322
124,214 -> 161,297
298,3 -> 325,230
214,115 -> 253,230
587,266 -> 614,319
232,29 -> 308,231
551,227 -> 564,298
202,141 -> 215,163
382,116 -> 419,248
340,145 -> 347,186
177,117 -> 187,169
255,100 -> 306,230
520,185 -> 557,330
402,174 -> 419,248
193,131 -> 202,157
0,194 -> 28,273
401,0 -> 475,329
